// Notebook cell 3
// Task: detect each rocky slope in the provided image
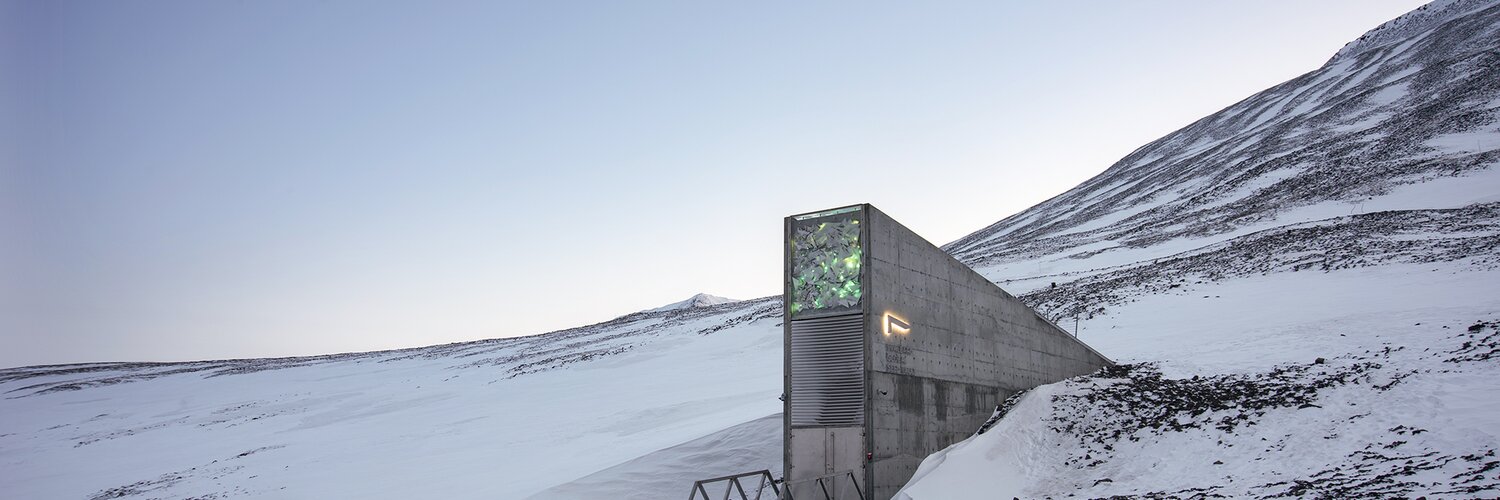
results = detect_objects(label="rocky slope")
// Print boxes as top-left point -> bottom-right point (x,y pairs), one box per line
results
897,2 -> 1500,498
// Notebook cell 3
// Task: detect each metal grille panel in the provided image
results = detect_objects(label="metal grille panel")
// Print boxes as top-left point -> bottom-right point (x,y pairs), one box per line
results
789,313 -> 864,426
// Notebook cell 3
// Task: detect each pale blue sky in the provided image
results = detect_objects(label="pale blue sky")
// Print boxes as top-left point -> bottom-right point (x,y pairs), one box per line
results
2,0 -> 1428,367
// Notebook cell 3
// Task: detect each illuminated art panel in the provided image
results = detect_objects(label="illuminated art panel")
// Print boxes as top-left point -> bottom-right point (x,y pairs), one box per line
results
789,207 -> 863,317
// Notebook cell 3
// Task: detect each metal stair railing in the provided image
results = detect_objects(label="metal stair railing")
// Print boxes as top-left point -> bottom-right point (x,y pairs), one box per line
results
777,470 -> 864,500
687,469 -> 782,500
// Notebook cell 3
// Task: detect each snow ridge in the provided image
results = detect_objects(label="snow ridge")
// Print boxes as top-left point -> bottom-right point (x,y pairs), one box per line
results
1330,0 -> 1500,63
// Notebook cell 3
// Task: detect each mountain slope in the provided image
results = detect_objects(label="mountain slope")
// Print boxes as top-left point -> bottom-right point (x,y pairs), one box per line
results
896,2 -> 1500,498
946,0 -> 1500,289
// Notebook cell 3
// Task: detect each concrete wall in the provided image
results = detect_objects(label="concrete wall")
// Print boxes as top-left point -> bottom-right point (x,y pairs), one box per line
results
784,204 -> 1112,500
863,205 -> 1111,499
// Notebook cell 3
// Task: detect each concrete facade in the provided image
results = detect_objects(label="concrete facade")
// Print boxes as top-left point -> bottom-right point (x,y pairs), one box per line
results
784,204 -> 1112,500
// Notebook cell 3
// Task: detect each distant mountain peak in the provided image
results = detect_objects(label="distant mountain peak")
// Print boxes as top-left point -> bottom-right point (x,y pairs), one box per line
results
645,293 -> 739,313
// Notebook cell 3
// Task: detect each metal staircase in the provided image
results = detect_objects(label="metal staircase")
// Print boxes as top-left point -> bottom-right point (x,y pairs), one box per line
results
687,470 -> 781,500
687,469 -> 863,500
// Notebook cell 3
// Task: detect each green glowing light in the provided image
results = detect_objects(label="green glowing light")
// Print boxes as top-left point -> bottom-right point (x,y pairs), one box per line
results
789,214 -> 863,316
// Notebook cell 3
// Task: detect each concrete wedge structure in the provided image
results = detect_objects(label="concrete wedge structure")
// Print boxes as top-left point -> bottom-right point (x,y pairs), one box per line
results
782,204 -> 1112,500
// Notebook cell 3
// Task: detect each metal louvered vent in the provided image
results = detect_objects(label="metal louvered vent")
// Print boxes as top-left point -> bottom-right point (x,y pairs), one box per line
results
789,313 -> 865,427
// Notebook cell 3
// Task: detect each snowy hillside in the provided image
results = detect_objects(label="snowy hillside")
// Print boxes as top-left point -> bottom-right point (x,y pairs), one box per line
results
897,265 -> 1500,498
0,296 -> 785,499
898,1 -> 1500,498
946,0 -> 1500,296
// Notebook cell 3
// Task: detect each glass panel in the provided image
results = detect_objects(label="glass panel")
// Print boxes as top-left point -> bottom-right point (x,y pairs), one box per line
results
789,210 -> 863,317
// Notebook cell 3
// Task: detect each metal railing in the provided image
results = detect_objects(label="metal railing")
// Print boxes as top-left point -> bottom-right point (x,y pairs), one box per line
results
687,469 -> 864,500
778,470 -> 864,500
687,470 -> 782,500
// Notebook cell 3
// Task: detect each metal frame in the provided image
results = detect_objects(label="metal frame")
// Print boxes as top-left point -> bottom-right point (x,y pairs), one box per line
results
687,470 -> 781,500
779,470 -> 865,500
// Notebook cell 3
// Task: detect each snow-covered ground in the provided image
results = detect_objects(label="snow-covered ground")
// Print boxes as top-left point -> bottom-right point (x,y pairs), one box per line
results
898,265 -> 1500,498
0,298 -> 784,499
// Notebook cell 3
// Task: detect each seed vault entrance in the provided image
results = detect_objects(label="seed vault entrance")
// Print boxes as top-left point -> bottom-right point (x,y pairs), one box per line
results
782,204 -> 1112,500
